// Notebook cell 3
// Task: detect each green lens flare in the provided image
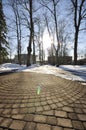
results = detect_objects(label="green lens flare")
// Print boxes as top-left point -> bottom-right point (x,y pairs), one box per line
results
37,86 -> 41,95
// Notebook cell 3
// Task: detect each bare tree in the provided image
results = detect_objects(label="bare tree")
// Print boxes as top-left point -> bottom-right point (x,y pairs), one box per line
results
21,0 -> 42,66
7,0 -> 22,65
32,34 -> 36,64
40,0 -> 60,64
47,43 -> 56,57
26,0 -> 33,66
70,0 -> 86,64
44,11 -> 69,58
43,13 -> 56,57
58,20 -> 70,57
36,19 -> 45,64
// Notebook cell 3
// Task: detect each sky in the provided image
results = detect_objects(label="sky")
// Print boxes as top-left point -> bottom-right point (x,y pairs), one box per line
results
2,0 -> 86,60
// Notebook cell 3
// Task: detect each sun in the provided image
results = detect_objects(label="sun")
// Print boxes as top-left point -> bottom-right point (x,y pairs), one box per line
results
43,28 -> 52,50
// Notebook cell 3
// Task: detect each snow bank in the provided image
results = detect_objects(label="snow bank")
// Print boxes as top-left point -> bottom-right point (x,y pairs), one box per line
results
0,63 -> 23,73
60,65 -> 86,72
23,65 -> 86,83
0,63 -> 39,73
0,63 -> 86,84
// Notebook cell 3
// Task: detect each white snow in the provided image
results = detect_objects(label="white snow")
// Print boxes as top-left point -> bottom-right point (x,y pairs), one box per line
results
0,63 -> 39,73
0,63 -> 86,85
23,65 -> 86,83
0,63 -> 22,73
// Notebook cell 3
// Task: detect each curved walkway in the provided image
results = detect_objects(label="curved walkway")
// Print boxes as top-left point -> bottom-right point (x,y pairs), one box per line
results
0,72 -> 86,130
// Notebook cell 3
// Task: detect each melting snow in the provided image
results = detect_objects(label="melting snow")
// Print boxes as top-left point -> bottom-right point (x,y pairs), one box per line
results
0,63 -> 86,85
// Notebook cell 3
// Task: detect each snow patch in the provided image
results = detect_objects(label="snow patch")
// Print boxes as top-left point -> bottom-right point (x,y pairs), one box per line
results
0,63 -> 86,84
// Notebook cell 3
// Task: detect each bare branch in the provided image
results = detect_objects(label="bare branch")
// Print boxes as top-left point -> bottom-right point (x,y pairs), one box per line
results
82,13 -> 86,19
22,1 -> 30,13
21,12 -> 30,27
33,5 -> 43,12
39,2 -> 54,15
79,28 -> 86,31
54,0 -> 60,6
71,0 -> 76,7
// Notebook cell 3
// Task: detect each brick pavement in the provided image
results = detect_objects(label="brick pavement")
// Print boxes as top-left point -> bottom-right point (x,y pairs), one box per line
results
0,72 -> 86,130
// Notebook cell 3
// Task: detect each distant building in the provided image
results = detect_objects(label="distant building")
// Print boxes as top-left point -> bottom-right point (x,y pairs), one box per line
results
48,56 -> 72,65
77,58 -> 86,65
14,54 -> 37,64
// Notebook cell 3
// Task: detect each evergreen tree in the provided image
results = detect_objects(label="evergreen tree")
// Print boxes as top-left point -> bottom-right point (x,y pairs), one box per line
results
0,0 -> 8,63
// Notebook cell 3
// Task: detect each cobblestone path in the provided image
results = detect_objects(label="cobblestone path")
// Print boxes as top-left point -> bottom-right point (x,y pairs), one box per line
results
0,72 -> 86,130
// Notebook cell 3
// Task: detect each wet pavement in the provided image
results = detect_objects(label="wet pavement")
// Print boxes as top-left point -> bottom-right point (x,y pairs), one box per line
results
0,72 -> 86,130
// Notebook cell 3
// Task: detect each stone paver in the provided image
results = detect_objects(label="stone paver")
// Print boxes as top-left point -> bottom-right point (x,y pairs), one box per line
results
62,107 -> 74,112
34,115 -> 47,123
24,114 -> 34,121
63,128 -> 75,130
42,110 -> 54,115
36,123 -> 51,130
83,122 -> 86,129
0,72 -> 86,129
68,113 -> 78,120
55,110 -> 67,117
57,118 -> 72,128
72,120 -> 84,130
9,120 -> 26,129
24,122 -> 36,130
77,114 -> 86,121
12,114 -> 25,120
47,116 -> 57,125
0,118 -> 12,128
52,126 -> 63,130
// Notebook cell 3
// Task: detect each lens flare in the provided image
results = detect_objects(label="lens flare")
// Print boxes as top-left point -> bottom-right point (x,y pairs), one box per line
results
37,86 -> 41,95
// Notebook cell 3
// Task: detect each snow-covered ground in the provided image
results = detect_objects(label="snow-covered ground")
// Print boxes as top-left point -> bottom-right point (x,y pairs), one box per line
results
0,63 -> 39,73
0,63 -> 24,73
0,63 -> 86,85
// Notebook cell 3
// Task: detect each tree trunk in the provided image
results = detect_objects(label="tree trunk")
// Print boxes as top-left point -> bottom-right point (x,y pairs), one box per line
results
27,27 -> 32,66
27,44 -> 32,66
32,24 -> 36,64
53,0 -> 60,65
56,49 -> 59,65
0,43 -> 1,64
27,0 -> 33,66
33,39 -> 36,64
17,40 -> 21,65
13,1 -> 22,65
71,0 -> 86,65
74,29 -> 78,65
39,43 -> 41,64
